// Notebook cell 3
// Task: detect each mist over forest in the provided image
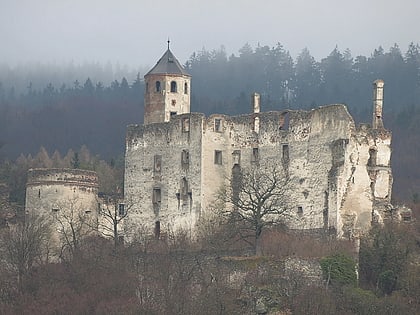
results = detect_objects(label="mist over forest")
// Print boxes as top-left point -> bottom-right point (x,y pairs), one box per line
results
1,42 -> 420,200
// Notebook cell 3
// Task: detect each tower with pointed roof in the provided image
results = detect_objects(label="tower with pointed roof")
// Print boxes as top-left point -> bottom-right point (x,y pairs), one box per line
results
144,42 -> 191,124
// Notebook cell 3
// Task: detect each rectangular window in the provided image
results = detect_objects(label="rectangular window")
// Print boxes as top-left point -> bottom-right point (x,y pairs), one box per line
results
214,150 -> 222,165
182,117 -> 190,132
154,155 -> 162,173
252,148 -> 259,163
181,149 -> 189,167
214,118 -> 222,132
232,150 -> 241,165
170,111 -> 177,119
297,206 -> 303,215
152,188 -> 161,204
118,203 -> 125,216
282,144 -> 289,163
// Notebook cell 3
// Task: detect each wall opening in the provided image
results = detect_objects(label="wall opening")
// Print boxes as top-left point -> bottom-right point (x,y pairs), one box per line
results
184,82 -> 188,94
182,117 -> 190,132
154,221 -> 161,239
214,150 -> 222,165
181,150 -> 190,168
368,148 -> 377,167
170,81 -> 177,93
252,148 -> 259,164
155,81 -> 161,92
118,203 -> 125,216
232,150 -> 241,165
153,188 -> 161,205
231,164 -> 242,206
214,118 -> 222,132
279,112 -> 290,130
154,155 -> 162,173
282,144 -> 289,164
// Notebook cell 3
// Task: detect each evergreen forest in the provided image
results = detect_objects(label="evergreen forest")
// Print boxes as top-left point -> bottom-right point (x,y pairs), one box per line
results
1,43 -> 420,199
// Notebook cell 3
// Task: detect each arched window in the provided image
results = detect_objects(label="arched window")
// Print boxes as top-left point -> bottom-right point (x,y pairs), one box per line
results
170,81 -> 177,93
155,81 -> 161,92
184,82 -> 188,94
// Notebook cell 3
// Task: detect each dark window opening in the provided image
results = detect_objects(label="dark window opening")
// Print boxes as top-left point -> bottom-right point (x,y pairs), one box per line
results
368,148 -> 377,167
181,177 -> 189,202
170,111 -> 177,119
153,188 -> 161,204
252,148 -> 259,163
214,150 -> 222,165
214,118 -> 222,132
118,203 -> 125,216
155,81 -> 161,92
171,99 -> 176,106
181,150 -> 189,167
154,221 -> 161,239
154,155 -> 162,173
282,144 -> 289,163
38,189 -> 41,198
184,82 -> 188,94
297,206 -> 303,215
170,81 -> 177,93
182,117 -> 190,132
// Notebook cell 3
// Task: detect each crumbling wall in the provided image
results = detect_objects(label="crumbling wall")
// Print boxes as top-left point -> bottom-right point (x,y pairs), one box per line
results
124,113 -> 204,239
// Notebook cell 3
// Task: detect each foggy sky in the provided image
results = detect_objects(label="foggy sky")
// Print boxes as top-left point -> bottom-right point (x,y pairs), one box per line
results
1,0 -> 419,69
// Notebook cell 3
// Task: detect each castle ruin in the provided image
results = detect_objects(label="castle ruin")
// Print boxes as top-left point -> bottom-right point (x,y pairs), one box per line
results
124,47 -> 393,239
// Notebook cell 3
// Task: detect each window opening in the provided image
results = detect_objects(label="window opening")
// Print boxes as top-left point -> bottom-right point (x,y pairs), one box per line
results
155,81 -> 161,92
154,221 -> 161,239
184,82 -> 188,94
214,150 -> 222,165
182,117 -> 190,132
170,81 -> 177,93
214,118 -> 222,132
154,155 -> 162,173
171,99 -> 176,106
368,148 -> 377,167
297,206 -> 303,215
181,150 -> 189,167
282,144 -> 289,163
153,188 -> 161,204
232,150 -> 241,165
118,203 -> 125,216
252,148 -> 259,163
279,112 -> 290,130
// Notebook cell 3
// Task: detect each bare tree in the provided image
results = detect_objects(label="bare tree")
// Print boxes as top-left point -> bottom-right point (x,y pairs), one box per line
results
53,197 -> 96,259
0,213 -> 52,292
96,193 -> 130,248
220,164 -> 293,255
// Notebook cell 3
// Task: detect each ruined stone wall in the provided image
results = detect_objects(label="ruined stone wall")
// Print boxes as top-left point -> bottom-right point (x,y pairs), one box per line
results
25,168 -> 99,216
200,105 -> 355,232
124,113 -> 204,238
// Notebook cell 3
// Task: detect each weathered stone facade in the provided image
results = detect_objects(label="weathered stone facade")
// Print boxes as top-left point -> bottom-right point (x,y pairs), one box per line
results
124,50 -> 392,239
25,168 -> 99,216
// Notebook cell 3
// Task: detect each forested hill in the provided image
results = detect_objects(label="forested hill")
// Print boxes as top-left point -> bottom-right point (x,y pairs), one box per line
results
1,43 -> 420,200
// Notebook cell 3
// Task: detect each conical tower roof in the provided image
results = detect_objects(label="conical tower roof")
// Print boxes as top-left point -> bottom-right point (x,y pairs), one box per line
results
145,48 -> 190,76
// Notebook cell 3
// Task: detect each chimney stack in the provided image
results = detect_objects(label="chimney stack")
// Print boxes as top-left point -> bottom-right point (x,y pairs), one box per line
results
372,80 -> 384,129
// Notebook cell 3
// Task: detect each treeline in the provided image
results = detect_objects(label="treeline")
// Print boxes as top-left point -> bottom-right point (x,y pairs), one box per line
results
1,42 -> 420,199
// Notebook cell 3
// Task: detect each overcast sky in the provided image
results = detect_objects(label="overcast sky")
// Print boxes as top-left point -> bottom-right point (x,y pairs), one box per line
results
1,0 -> 419,69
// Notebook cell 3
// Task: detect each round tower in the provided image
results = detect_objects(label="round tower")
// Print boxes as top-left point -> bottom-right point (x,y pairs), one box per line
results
144,42 -> 191,124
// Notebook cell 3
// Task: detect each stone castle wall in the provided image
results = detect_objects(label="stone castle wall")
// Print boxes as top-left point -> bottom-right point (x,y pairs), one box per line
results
25,168 -> 99,216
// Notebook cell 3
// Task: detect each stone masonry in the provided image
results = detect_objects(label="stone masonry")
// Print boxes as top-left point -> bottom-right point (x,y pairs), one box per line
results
124,48 -> 393,240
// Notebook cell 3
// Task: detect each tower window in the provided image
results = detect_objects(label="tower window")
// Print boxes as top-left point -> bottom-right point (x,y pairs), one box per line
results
118,203 -> 125,216
282,144 -> 289,163
155,81 -> 161,92
184,82 -> 188,94
214,118 -> 222,132
170,81 -> 177,93
154,155 -> 162,173
214,150 -> 222,165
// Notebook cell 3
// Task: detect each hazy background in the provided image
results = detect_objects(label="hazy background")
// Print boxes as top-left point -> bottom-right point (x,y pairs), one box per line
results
1,0 -> 419,68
